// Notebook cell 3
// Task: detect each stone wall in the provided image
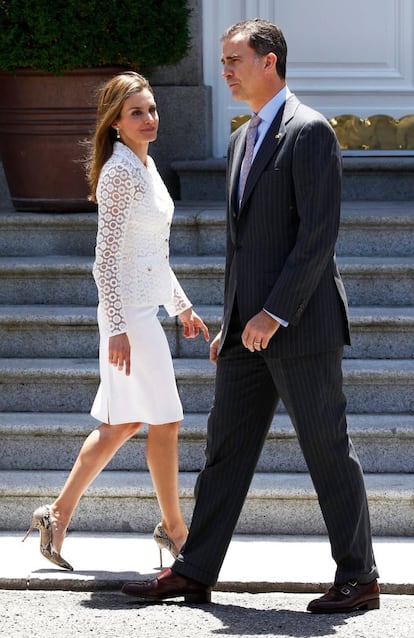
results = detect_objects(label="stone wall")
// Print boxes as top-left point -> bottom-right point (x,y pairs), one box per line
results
148,0 -> 212,197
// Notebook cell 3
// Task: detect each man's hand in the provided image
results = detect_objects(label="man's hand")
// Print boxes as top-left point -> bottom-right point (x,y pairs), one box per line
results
241,310 -> 280,352
109,333 -> 131,376
209,331 -> 222,364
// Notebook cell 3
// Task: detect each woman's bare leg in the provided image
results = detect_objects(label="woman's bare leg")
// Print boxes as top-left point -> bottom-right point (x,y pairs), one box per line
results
146,421 -> 188,551
50,421 -> 142,553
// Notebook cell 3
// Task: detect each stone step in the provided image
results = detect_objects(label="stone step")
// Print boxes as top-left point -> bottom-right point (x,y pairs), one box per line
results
0,357 -> 413,414
0,305 -> 414,360
171,156 -> 414,202
1,469 -> 412,536
0,255 -> 413,306
337,200 -> 414,257
344,306 -> 414,359
0,256 -> 97,305
339,257 -> 414,306
1,412 -> 413,474
0,305 -> 99,358
341,156 -> 414,201
1,200 -> 413,258
171,201 -> 414,258
175,255 -> 414,307
0,211 -> 97,257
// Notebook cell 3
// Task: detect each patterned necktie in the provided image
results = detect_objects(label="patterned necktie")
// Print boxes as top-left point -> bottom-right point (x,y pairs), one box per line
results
239,114 -> 261,202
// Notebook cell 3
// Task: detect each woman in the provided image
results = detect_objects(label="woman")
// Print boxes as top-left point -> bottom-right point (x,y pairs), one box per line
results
23,72 -> 209,571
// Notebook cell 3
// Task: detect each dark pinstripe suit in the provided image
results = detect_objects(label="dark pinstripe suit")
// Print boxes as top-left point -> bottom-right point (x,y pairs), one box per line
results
174,94 -> 378,587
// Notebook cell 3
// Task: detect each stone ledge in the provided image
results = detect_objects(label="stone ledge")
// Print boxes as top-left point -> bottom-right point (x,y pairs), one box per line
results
0,471 -> 412,536
171,156 -> 414,201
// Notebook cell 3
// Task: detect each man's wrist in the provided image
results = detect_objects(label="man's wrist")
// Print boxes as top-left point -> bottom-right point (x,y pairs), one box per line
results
263,308 -> 288,327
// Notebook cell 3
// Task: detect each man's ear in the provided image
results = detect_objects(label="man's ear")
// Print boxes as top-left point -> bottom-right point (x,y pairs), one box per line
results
264,52 -> 277,70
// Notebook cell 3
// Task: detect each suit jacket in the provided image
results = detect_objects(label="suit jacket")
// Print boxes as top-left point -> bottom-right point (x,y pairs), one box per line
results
220,94 -> 350,358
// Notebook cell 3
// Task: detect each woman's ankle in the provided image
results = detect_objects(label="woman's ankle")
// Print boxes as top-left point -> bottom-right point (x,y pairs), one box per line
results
48,504 -> 71,553
161,519 -> 188,551
49,503 -> 70,527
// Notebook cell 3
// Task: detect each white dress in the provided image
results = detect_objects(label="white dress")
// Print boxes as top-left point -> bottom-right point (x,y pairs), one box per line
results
90,142 -> 191,425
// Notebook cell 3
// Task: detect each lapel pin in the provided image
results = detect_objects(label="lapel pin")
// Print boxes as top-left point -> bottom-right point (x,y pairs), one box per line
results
275,134 -> 281,139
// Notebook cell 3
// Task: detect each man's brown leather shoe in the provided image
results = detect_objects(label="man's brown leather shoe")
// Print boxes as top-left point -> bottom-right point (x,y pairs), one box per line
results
121,567 -> 212,603
307,579 -> 380,613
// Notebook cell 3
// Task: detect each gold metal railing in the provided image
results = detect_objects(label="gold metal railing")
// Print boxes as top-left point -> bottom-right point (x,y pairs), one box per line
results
231,113 -> 414,150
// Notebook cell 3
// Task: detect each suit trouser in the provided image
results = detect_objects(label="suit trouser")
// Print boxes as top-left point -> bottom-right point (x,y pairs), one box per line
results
173,320 -> 379,587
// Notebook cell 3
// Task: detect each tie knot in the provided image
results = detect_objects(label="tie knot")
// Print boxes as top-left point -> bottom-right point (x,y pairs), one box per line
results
248,114 -> 261,129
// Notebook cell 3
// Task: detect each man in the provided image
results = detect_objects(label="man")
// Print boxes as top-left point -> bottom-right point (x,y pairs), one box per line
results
122,18 -> 380,613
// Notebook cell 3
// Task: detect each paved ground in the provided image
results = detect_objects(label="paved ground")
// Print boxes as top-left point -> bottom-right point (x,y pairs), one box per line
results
1,590 -> 413,638
1,532 -> 412,637
1,531 -> 412,593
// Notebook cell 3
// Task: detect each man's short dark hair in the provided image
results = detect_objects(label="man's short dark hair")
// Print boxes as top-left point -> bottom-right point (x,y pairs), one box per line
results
222,18 -> 287,79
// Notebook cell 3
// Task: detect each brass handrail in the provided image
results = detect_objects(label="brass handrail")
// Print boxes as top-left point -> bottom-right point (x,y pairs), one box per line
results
231,113 -> 414,150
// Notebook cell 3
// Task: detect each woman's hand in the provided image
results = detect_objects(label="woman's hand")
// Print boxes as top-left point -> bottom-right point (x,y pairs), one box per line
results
178,307 -> 210,342
109,333 -> 131,376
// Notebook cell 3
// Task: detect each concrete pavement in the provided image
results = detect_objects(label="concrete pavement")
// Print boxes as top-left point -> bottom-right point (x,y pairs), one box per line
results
1,531 -> 413,594
2,590 -> 414,638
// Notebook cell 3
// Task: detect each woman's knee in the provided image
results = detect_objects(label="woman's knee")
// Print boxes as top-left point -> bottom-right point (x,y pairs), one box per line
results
147,422 -> 180,450
149,421 -> 180,434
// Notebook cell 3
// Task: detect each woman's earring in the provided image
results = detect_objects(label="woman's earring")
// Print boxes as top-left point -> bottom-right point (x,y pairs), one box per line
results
116,128 -> 120,139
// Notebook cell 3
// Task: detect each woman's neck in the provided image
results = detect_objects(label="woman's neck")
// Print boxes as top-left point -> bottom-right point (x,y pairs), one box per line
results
119,140 -> 149,167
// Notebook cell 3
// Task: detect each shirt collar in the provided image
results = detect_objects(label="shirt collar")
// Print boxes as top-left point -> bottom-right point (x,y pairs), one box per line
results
257,85 -> 291,124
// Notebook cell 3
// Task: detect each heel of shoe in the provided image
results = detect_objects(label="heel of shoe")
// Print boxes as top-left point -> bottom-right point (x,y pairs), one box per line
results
158,547 -> 163,569
184,590 -> 211,604
22,527 -> 33,543
153,523 -> 179,566
364,597 -> 380,611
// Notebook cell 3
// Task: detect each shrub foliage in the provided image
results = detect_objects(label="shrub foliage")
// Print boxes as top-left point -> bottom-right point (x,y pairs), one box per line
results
0,0 -> 191,73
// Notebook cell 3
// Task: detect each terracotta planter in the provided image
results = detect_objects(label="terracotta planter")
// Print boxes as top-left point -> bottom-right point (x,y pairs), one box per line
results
0,67 -> 125,211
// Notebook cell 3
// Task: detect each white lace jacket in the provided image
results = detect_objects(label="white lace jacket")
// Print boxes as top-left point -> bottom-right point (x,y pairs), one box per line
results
93,142 -> 191,336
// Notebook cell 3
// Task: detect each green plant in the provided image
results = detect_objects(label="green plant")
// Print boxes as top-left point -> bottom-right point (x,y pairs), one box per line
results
0,0 -> 191,74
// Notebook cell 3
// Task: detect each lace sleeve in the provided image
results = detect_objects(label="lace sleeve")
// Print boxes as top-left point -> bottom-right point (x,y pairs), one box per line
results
164,268 -> 192,317
93,164 -> 134,335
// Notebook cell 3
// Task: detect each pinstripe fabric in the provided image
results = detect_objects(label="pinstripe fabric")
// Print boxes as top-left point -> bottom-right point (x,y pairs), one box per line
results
273,349 -> 376,581
223,96 -> 350,357
173,94 -> 378,588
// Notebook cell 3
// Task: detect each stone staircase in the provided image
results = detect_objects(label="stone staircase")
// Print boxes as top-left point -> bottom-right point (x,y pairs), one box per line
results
0,160 -> 413,538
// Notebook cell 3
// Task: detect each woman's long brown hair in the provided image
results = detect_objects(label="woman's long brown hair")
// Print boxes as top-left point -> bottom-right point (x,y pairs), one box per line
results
86,72 -> 153,202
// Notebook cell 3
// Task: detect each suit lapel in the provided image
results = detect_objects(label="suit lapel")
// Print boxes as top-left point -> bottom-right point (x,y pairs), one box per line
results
229,128 -> 246,214
237,94 -> 300,215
